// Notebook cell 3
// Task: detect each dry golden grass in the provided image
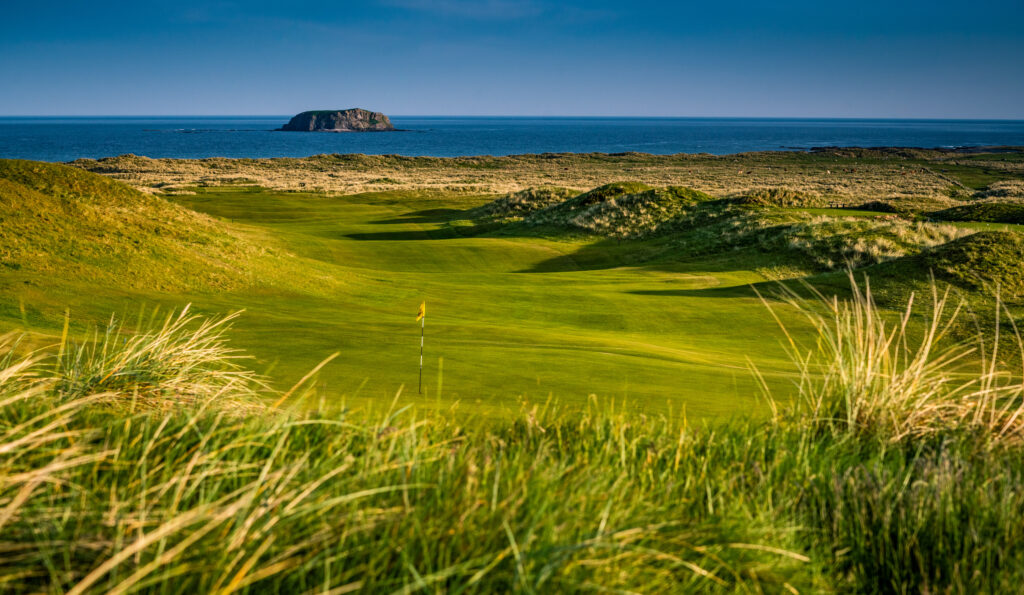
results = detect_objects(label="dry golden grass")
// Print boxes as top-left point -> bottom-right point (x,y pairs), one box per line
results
55,306 -> 266,412
71,151 -> 965,207
762,274 -> 1024,444
975,180 -> 1024,201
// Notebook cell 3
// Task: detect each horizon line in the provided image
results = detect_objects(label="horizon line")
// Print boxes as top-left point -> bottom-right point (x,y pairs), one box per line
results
2,114 -> 1024,122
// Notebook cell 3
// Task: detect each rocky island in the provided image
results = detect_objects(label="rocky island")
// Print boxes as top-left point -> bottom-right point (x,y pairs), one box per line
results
278,108 -> 395,132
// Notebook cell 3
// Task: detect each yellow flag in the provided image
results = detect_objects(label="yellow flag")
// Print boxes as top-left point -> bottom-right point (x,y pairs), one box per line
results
416,301 -> 426,322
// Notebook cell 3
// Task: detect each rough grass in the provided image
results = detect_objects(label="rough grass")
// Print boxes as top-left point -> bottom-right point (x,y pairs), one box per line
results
740,187 -> 821,207
972,179 -> 1024,200
561,186 -> 714,239
762,274 -> 1024,442
474,186 -> 576,218
485,181 -> 970,271
0,160 -> 298,293
856,230 -> 1024,306
916,231 -> 1024,297
70,149 -> 999,206
768,217 -> 967,269
514,183 -> 715,239
54,306 -> 264,410
931,202 -> 1024,224
4,283 -> 1024,592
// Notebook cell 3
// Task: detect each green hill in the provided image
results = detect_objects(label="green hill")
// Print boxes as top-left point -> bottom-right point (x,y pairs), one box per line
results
803,231 -> 1024,336
930,202 -> 1024,225
479,182 -> 716,238
914,231 -> 1024,296
0,159 -> 279,293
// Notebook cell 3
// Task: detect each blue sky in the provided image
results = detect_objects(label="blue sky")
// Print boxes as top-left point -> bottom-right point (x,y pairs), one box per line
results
2,0 -> 1022,117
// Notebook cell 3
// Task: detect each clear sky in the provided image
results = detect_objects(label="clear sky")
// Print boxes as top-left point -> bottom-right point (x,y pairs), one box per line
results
2,0 -> 1023,118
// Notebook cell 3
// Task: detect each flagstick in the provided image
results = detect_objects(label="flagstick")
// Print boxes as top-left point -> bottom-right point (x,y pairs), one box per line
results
419,313 -> 425,395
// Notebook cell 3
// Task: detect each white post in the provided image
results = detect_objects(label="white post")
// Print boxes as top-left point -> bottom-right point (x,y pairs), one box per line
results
419,314 -> 424,394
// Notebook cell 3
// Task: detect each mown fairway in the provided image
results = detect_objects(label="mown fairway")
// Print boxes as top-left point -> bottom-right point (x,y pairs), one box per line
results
168,187 -> 806,418
0,180 -> 809,419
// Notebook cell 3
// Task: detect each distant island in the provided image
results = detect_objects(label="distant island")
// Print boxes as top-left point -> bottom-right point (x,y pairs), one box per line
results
278,108 -> 395,132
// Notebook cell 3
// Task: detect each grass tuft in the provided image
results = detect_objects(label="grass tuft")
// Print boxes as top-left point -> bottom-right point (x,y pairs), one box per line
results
763,273 -> 1024,444
54,306 -> 263,410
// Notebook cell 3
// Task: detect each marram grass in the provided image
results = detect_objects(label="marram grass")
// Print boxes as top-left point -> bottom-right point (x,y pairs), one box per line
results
760,272 -> 1024,443
3,285 -> 1024,593
53,306 -> 263,411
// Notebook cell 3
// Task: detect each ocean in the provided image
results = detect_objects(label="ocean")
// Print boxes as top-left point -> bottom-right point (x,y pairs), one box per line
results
1,116 -> 1023,162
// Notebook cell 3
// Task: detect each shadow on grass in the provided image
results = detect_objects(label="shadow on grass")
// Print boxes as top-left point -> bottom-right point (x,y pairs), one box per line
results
345,229 -> 458,241
627,285 -> 759,299
344,222 -> 505,241
367,208 -> 471,225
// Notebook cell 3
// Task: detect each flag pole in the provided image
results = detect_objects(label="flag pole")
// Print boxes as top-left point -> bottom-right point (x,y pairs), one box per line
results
418,310 -> 425,394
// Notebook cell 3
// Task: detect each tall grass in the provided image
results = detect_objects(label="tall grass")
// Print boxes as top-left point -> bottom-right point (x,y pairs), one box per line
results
761,273 -> 1024,444
54,306 -> 263,410
0,316 -> 810,593
3,284 -> 1024,592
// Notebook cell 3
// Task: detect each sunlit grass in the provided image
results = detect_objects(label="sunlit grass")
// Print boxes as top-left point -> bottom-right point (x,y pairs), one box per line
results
3,281 -> 1024,592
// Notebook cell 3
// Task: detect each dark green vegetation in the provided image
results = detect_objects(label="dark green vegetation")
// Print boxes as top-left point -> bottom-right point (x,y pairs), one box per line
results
931,202 -> 1024,224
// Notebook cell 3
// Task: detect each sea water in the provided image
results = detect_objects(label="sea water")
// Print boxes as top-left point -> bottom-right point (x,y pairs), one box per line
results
1,116 -> 1023,162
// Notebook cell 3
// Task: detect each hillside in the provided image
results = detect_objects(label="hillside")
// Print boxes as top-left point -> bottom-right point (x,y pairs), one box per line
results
0,159 -> 288,293
860,231 -> 1024,301
473,183 -> 969,272
930,202 -> 1024,224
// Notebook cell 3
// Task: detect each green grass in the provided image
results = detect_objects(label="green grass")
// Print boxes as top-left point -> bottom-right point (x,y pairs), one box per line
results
0,167 -> 807,419
6,157 -> 1024,591
931,202 -> 1024,224
169,186 -> 804,417
5,161 -> 1023,420
3,279 -> 1024,592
